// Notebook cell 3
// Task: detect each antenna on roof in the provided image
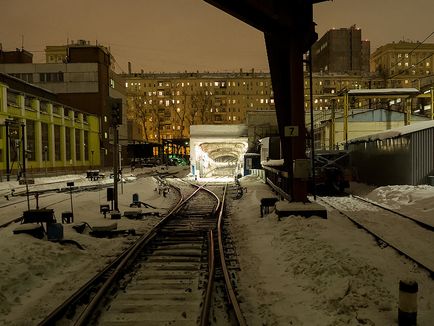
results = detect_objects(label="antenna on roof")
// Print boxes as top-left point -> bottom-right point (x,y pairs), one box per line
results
21,34 -> 24,50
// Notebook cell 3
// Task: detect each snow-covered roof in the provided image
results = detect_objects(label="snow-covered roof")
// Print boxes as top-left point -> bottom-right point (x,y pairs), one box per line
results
349,120 -> 434,143
348,88 -> 420,96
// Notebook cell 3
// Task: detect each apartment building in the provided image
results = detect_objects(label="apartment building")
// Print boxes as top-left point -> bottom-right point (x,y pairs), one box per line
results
123,70 -> 275,142
371,41 -> 434,89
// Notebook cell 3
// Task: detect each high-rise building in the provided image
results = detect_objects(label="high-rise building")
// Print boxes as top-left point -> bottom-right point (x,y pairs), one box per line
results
311,25 -> 370,75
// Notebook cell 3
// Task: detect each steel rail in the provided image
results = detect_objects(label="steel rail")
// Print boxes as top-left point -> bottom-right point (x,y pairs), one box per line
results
217,184 -> 247,326
352,195 -> 434,232
200,229 -> 216,326
73,181 -> 220,326
319,197 -> 434,278
38,182 -> 184,326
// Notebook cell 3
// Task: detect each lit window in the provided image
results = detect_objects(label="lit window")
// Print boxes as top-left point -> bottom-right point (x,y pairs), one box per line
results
426,62 -> 430,67
260,99 -> 264,104
233,116 -> 237,121
176,108 -> 181,112
229,116 -> 232,120
104,116 -> 107,122
405,62 -> 409,67
125,82 -> 129,87
270,99 -> 274,104
104,132 -> 108,139
200,82 -> 203,87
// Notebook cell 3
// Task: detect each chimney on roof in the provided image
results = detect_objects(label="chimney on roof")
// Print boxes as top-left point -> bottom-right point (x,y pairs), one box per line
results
128,62 -> 132,75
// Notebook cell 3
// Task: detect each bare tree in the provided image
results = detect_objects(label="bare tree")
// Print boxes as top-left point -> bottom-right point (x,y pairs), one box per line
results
189,87 -> 214,125
128,92 -> 164,143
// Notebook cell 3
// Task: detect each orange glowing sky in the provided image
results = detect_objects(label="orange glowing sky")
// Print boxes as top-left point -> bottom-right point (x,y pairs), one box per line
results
1,0 -> 433,73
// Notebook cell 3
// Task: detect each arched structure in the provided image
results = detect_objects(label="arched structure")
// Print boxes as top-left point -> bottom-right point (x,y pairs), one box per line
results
190,125 -> 248,178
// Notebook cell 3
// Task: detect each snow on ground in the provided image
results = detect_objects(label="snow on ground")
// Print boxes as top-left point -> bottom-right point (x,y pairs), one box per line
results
1,170 -> 434,325
231,176 -> 434,325
0,166 -> 188,325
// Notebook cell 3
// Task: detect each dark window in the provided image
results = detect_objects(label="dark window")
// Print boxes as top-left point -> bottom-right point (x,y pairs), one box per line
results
54,125 -> 61,160
65,127 -> 71,161
26,120 -> 36,161
75,129 -> 81,161
84,131 -> 89,161
41,123 -> 49,161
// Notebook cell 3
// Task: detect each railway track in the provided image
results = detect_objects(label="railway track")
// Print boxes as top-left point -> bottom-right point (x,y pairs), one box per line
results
37,179 -> 246,325
319,195 -> 434,277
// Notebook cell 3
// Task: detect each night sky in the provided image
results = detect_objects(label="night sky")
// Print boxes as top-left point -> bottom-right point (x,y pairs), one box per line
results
1,0 -> 433,73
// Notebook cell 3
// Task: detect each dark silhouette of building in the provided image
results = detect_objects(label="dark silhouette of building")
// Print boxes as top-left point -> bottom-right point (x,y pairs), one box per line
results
311,25 -> 370,75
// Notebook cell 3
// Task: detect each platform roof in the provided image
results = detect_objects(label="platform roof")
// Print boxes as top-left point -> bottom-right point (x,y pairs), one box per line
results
348,120 -> 434,143
347,88 -> 420,97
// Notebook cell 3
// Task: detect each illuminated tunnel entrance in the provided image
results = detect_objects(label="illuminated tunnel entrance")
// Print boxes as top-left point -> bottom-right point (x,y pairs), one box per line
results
190,125 -> 248,179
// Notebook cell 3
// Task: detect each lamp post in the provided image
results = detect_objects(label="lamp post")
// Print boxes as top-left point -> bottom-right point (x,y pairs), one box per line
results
5,119 -> 10,181
22,123 -> 30,211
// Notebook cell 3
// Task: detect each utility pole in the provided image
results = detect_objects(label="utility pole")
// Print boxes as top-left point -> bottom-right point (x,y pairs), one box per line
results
5,119 -> 10,181
110,98 -> 122,212
113,126 -> 119,212
22,123 -> 30,211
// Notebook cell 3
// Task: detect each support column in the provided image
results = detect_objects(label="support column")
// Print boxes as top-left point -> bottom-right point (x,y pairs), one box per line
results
33,98 -> 43,166
59,107 -> 67,166
69,110 -> 76,166
265,32 -> 307,202
48,105 -> 55,168
343,93 -> 349,146
430,87 -> 434,120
